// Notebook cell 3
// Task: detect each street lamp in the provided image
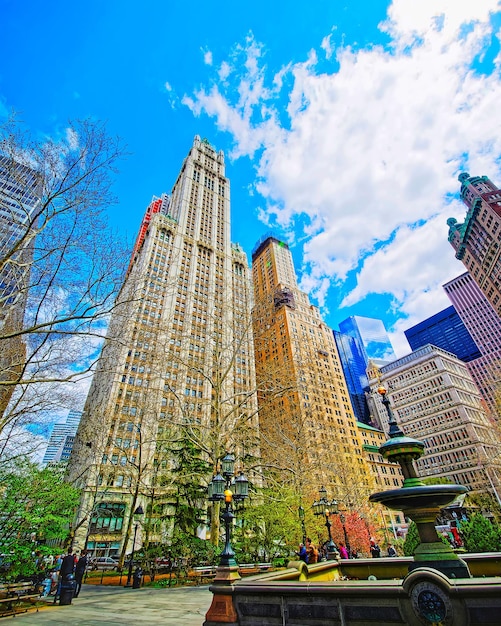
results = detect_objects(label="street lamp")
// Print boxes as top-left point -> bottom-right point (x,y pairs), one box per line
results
313,487 -> 339,559
298,506 -> 307,545
125,505 -> 144,588
340,513 -> 351,555
208,453 -> 249,567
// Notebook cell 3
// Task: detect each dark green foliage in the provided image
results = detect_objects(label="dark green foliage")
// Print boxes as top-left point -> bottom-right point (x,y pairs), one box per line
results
169,432 -> 212,536
460,513 -> 501,553
169,528 -> 218,567
0,459 -> 80,579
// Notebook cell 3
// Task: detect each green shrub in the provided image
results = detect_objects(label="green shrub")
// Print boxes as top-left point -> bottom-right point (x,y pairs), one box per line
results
460,514 -> 501,553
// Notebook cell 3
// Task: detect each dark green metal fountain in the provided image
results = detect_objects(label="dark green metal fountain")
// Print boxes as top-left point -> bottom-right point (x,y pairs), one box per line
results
369,386 -> 470,578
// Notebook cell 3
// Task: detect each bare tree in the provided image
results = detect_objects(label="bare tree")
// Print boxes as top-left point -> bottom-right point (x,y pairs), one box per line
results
0,115 -> 129,439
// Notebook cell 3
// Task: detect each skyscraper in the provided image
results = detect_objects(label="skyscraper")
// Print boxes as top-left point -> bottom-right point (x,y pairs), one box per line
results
68,137 -> 258,558
42,410 -> 81,465
404,305 -> 481,363
447,172 -> 501,317
251,234 -> 376,507
339,315 -> 396,366
0,156 -> 41,416
443,272 -> 501,416
333,330 -> 371,424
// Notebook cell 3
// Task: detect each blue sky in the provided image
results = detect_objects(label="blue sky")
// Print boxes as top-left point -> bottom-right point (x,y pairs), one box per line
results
2,0 -> 501,357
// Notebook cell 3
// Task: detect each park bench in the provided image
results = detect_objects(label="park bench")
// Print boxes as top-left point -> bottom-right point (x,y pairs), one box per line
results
188,566 -> 217,584
239,563 -> 259,575
0,581 -> 40,616
238,563 -> 273,576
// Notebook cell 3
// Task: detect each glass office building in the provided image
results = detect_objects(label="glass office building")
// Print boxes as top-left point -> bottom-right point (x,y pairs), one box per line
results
404,306 -> 481,363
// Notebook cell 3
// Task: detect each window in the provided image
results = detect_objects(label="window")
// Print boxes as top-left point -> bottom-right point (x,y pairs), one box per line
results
90,503 -> 126,533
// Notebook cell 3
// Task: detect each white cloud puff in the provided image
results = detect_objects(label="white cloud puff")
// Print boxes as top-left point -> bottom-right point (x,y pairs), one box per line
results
203,49 -> 213,66
183,1 -> 501,353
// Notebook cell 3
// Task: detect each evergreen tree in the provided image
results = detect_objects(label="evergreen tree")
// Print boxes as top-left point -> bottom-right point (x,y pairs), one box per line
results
460,513 -> 501,553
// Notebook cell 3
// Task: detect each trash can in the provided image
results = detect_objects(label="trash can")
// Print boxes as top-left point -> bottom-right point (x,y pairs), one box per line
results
132,567 -> 143,589
59,574 -> 76,605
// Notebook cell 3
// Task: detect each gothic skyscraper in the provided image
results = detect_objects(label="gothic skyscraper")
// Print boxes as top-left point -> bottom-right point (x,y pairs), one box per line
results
69,137 -> 258,559
447,172 -> 501,317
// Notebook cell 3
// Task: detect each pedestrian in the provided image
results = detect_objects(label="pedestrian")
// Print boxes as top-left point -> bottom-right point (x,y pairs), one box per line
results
41,574 -> 52,597
387,544 -> 397,557
350,548 -> 359,559
74,550 -> 88,598
54,554 -> 63,571
54,548 -> 76,603
296,543 -> 308,563
305,538 -> 318,564
338,542 -> 349,559
370,540 -> 381,558
50,570 -> 59,595
44,553 -> 54,569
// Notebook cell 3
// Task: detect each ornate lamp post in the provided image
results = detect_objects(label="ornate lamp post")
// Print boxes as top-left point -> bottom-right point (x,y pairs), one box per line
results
208,453 -> 249,568
204,453 -> 249,626
298,505 -> 307,545
124,505 -> 144,588
339,513 -> 351,555
313,486 -> 339,559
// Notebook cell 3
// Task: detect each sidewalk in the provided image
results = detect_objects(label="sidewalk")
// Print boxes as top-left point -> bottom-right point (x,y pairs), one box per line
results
5,584 -> 213,625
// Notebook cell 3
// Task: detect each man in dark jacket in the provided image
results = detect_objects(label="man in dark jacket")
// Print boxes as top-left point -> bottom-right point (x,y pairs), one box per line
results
74,551 -> 88,598
54,549 -> 76,602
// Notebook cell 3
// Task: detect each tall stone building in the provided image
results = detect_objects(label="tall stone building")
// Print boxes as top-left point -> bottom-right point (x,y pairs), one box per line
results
68,137 -> 258,558
251,234 -> 376,510
0,156 -> 40,417
443,272 -> 501,417
447,172 -> 501,316
367,345 -> 501,506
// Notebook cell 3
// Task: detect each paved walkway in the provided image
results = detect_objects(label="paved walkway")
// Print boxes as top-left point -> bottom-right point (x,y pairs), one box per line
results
5,585 -> 213,625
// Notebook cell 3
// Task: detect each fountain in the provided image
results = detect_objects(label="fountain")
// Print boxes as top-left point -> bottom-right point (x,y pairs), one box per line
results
369,386 -> 470,578
203,387 -> 501,626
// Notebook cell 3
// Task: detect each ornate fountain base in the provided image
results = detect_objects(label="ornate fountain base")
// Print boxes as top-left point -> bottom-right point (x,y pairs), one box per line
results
370,485 -> 471,579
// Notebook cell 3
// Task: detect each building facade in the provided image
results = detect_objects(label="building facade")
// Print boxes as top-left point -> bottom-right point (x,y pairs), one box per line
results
333,330 -> 371,424
339,315 -> 395,366
0,156 -> 40,417
443,272 -> 501,416
68,137 -> 258,558
367,345 -> 501,506
447,172 -> 501,317
251,235 -> 376,511
42,410 -> 81,465
404,305 -> 481,363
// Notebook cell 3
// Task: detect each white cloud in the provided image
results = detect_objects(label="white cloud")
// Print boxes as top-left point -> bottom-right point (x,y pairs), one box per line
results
219,61 -> 231,81
165,81 -> 173,92
183,1 -> 501,348
321,34 -> 334,59
65,127 -> 79,151
203,49 -> 213,66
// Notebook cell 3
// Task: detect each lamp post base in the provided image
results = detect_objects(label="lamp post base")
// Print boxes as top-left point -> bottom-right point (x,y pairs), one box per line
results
203,565 -> 240,625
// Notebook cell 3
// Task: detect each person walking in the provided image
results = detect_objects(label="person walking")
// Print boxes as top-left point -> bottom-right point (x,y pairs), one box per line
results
387,544 -> 397,557
338,542 -> 349,559
305,538 -> 318,564
370,540 -> 381,558
74,551 -> 88,598
297,543 -> 308,563
54,548 -> 76,603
